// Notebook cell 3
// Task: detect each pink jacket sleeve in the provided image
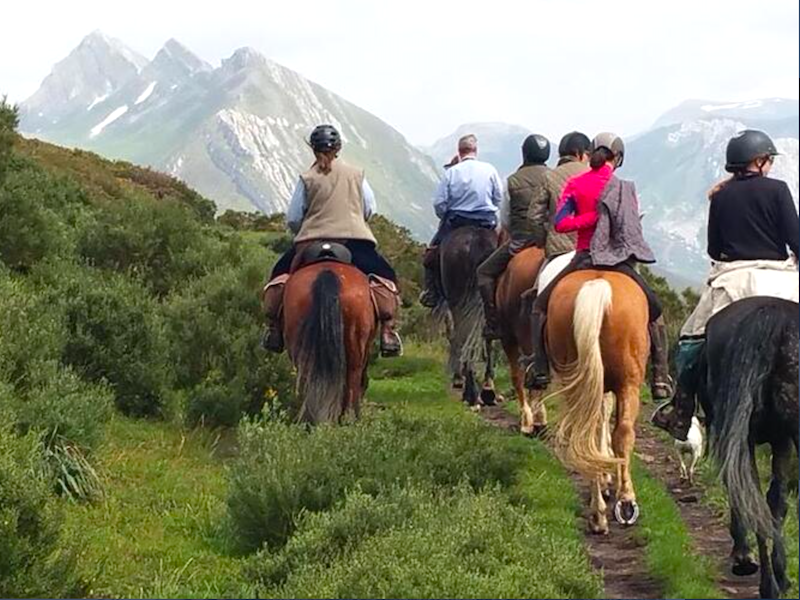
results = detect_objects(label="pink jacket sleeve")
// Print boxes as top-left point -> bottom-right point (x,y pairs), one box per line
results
553,181 -> 599,233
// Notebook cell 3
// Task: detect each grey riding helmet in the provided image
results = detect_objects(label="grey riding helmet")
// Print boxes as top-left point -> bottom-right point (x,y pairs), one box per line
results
591,132 -> 626,168
309,124 -> 342,152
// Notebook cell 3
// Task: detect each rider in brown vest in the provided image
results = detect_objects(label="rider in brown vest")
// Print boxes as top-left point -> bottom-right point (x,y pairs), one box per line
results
261,125 -> 403,357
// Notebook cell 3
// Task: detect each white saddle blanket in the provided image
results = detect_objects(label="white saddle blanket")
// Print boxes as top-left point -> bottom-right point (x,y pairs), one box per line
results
535,251 -> 576,292
681,258 -> 799,338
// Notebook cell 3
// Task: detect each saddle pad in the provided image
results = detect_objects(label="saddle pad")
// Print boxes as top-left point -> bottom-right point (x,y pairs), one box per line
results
536,251 -> 576,292
681,259 -> 799,338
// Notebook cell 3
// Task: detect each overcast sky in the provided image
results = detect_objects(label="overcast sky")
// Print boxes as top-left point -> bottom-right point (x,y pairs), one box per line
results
2,0 -> 798,144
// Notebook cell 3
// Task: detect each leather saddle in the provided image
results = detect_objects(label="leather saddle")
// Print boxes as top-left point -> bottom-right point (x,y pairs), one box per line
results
291,241 -> 353,272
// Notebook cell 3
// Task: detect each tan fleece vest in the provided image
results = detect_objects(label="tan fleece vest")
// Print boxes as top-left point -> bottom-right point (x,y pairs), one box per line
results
295,160 -> 377,244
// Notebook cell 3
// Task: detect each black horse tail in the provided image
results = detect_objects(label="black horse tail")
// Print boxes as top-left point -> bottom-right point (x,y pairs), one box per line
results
296,270 -> 346,424
711,306 -> 789,541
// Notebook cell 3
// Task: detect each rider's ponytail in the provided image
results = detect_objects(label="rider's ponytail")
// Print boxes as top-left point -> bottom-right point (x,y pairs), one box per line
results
314,150 -> 338,175
590,147 -> 615,170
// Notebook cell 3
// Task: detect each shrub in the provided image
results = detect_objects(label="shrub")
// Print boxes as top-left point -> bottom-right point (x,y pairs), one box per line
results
0,414 -> 85,598
227,406 -> 529,552
246,485 -> 601,599
164,255 -> 294,428
32,262 -> 173,417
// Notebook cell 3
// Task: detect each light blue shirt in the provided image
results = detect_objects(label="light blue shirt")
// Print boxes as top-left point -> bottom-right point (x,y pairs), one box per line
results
433,157 -> 504,219
286,176 -> 377,234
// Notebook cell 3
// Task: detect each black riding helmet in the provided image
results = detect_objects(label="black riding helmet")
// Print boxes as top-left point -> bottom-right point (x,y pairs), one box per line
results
725,129 -> 779,173
558,131 -> 591,158
309,124 -> 342,153
522,134 -> 551,165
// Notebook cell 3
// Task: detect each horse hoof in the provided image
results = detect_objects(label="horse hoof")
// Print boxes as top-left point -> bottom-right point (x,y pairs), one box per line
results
531,424 -> 548,439
452,378 -> 465,391
589,517 -> 609,536
602,488 -> 613,503
732,556 -> 759,577
480,388 -> 498,406
614,500 -> 640,526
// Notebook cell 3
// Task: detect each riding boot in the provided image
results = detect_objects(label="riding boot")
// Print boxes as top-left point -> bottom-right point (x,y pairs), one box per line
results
370,276 -> 403,358
524,311 -> 550,390
419,247 -> 442,308
648,316 -> 674,400
478,281 -> 501,340
260,276 -> 288,353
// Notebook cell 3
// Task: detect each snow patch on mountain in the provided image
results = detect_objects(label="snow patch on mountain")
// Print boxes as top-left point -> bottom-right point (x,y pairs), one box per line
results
87,93 -> 109,111
90,105 -> 128,137
135,82 -> 157,105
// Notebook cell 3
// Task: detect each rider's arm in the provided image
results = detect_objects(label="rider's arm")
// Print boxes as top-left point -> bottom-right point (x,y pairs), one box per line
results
362,178 -> 377,221
433,173 -> 450,219
776,183 -> 799,258
490,169 -> 504,208
707,196 -> 722,261
286,178 -> 307,234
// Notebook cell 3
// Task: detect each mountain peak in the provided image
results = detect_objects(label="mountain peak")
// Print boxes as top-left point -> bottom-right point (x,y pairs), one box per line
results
652,97 -> 800,130
152,38 -> 211,76
223,46 -> 269,71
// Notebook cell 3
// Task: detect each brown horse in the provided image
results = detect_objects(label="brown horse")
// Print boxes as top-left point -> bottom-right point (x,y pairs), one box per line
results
494,246 -> 547,435
283,261 -> 376,424
545,270 -> 649,534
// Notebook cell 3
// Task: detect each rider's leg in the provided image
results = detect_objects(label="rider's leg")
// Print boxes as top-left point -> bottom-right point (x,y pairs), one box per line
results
260,247 -> 296,353
369,276 -> 403,357
477,243 -> 512,340
347,240 -> 403,358
420,246 -> 442,308
652,337 -> 705,437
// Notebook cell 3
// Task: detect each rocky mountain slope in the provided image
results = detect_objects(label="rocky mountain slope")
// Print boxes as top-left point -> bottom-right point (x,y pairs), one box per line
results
20,31 -> 439,236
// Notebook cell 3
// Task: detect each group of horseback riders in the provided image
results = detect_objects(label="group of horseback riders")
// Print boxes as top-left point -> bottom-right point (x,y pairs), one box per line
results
261,122 -> 798,422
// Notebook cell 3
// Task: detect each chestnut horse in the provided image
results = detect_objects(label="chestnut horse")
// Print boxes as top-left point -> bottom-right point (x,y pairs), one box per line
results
494,246 -> 547,435
545,270 -> 650,534
283,261 -> 376,424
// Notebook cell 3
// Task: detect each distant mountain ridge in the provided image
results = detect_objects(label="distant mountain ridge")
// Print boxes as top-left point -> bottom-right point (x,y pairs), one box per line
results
20,31 -> 439,237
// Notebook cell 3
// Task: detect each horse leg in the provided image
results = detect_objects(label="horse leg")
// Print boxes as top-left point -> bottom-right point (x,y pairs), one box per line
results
530,390 -> 548,438
600,393 -> 614,502
463,364 -> 479,409
767,439 -> 792,594
612,385 -> 640,526
589,474 -> 609,535
506,343 -> 534,435
730,506 -> 759,576
480,339 -> 498,406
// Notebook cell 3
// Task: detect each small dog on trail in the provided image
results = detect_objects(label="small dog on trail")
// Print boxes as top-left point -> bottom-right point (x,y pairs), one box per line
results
675,416 -> 704,484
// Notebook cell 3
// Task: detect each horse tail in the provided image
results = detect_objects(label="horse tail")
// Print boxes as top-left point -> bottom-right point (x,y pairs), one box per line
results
711,307 -> 788,542
296,270 -> 347,424
554,279 -> 623,477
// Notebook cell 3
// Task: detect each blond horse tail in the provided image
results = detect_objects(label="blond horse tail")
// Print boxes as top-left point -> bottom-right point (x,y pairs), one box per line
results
553,279 -> 623,477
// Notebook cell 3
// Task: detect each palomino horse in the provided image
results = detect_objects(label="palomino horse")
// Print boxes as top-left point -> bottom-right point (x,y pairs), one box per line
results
656,298 -> 798,599
437,226 -> 499,406
494,246 -> 547,435
546,270 -> 649,534
283,260 -> 376,424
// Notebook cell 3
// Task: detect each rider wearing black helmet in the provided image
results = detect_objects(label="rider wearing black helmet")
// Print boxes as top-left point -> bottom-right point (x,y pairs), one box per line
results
261,124 -> 403,358
477,133 -> 552,339
653,129 -> 799,436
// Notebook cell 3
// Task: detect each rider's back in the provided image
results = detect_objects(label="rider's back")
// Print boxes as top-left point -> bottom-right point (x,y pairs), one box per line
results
296,160 -> 376,243
543,159 -> 588,257
441,158 -> 502,215
709,174 -> 799,262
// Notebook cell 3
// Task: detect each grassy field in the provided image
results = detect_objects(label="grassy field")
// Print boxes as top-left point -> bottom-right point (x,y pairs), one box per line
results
61,343 -> 602,598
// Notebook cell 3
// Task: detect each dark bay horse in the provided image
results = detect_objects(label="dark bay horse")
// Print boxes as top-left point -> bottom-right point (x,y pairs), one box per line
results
658,297 -> 798,599
436,226 -> 499,406
494,245 -> 547,435
545,271 -> 650,533
283,261 -> 376,424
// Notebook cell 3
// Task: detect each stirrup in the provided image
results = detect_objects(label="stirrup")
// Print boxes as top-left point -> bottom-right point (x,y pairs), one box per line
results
523,361 -> 550,390
380,332 -> 403,358
419,290 -> 440,309
651,376 -> 675,400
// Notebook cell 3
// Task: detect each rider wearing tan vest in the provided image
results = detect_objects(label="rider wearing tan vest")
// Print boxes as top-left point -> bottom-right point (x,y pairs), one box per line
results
261,124 -> 402,358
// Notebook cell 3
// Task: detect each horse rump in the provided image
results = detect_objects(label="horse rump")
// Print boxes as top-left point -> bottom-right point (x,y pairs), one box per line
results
708,299 -> 798,542
296,269 -> 347,424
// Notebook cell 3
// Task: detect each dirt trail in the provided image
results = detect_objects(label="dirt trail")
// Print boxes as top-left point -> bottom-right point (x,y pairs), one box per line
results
481,405 -> 664,600
481,403 -> 763,599
636,421 -> 761,599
